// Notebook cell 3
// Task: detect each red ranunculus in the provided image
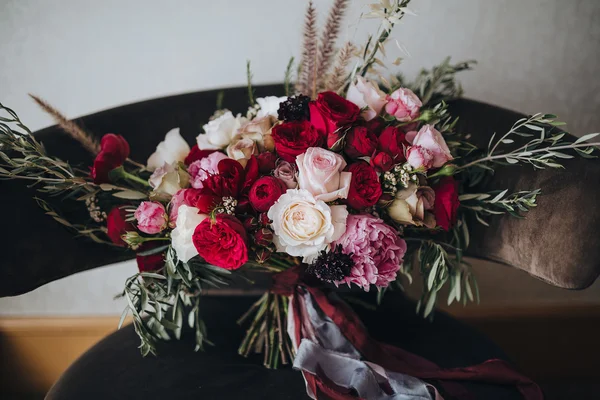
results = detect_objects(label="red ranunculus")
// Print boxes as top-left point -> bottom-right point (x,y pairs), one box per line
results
433,177 -> 460,231
106,206 -> 135,246
136,243 -> 165,272
371,152 -> 394,172
256,151 -> 278,174
248,176 -> 287,212
309,91 -> 360,136
271,121 -> 323,162
378,126 -> 409,162
92,134 -> 130,183
184,144 -> 217,165
346,161 -> 383,210
192,214 -> 248,270
345,126 -> 378,158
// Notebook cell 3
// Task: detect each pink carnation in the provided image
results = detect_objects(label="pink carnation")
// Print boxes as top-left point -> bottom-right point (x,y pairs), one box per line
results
333,214 -> 406,291
134,201 -> 168,234
188,151 -> 229,189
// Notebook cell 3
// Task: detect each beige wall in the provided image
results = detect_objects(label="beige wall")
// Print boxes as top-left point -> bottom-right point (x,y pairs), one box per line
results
1,0 -> 599,315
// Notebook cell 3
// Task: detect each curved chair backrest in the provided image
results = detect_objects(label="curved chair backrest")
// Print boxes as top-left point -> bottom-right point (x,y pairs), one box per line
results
1,85 -> 598,297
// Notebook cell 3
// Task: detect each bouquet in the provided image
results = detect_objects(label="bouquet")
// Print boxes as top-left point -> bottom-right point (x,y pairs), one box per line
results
1,1 -> 598,398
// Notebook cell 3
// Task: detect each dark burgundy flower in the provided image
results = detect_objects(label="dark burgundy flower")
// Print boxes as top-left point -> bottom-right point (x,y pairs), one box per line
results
91,134 -> 130,184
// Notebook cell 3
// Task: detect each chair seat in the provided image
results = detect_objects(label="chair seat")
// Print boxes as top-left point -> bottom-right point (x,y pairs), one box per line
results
46,292 -> 522,399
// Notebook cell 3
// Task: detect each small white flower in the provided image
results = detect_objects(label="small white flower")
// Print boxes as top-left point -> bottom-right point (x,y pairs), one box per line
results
197,111 -> 247,150
267,189 -> 348,263
255,96 -> 287,119
147,128 -> 191,171
171,205 -> 208,263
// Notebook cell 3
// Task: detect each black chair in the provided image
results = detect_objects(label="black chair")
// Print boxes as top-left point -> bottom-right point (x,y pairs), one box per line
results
1,85 -> 598,399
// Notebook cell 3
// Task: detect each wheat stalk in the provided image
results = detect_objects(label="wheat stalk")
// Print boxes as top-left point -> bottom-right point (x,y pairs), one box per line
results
296,1 -> 318,97
29,94 -> 100,155
316,0 -> 348,91
324,42 -> 356,93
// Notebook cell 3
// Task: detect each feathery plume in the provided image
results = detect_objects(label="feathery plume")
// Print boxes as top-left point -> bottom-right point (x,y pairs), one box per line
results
316,0 -> 349,91
296,1 -> 318,97
29,94 -> 100,155
324,42 -> 356,93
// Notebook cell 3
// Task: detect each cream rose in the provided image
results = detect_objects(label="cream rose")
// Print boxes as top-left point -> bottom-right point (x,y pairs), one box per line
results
149,162 -> 190,197
388,183 -> 436,228
346,76 -> 387,121
147,128 -> 191,171
171,205 -> 208,262
296,147 -> 351,202
226,135 -> 258,167
196,111 -> 247,150
268,189 -> 348,263
237,116 -> 276,152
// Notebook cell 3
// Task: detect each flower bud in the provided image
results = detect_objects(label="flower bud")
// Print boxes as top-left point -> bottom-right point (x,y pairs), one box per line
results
259,213 -> 271,227
255,247 -> 272,263
254,228 -> 274,247
428,164 -> 458,178
244,216 -> 259,232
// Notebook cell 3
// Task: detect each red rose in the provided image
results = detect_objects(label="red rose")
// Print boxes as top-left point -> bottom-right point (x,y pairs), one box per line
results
346,161 -> 383,210
184,145 -> 217,165
271,121 -> 323,162
106,206 -> 134,246
248,176 -> 287,212
433,177 -> 460,231
362,117 -> 386,136
192,214 -> 248,270
345,126 -> 378,158
378,126 -> 408,162
371,152 -> 394,172
309,91 -> 360,136
91,134 -> 130,183
136,243 -> 165,272
256,151 -> 278,174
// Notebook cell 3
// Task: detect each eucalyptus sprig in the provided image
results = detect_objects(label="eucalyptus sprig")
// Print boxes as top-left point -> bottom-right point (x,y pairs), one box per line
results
460,189 -> 541,226
459,114 -> 599,171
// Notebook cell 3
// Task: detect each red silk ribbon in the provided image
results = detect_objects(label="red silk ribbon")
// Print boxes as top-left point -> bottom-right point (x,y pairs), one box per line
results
272,266 -> 543,400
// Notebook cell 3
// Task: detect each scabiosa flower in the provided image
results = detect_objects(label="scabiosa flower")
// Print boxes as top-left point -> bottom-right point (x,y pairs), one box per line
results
277,95 -> 311,121
307,245 -> 354,283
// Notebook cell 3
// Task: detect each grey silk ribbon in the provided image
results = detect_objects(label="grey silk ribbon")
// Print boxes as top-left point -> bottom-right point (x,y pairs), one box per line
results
289,292 -> 443,400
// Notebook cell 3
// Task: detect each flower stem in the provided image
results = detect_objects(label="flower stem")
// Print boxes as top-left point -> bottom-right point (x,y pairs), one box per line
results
122,170 -> 151,187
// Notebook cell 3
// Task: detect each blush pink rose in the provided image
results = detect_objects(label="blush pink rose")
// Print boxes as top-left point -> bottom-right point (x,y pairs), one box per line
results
333,214 -> 406,291
406,145 -> 434,170
385,88 -> 422,122
134,201 -> 168,234
296,147 -> 351,202
346,76 -> 387,121
411,124 -> 453,168
188,151 -> 229,189
168,189 -> 187,228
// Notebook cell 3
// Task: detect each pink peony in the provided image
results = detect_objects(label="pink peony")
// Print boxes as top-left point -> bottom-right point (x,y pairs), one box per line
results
406,145 -> 434,170
385,88 -> 422,122
411,124 -> 453,168
134,201 -> 168,234
333,214 -> 406,291
188,151 -> 229,189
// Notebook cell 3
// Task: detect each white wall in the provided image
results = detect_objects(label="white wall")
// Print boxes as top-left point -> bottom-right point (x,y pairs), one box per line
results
1,0 -> 599,315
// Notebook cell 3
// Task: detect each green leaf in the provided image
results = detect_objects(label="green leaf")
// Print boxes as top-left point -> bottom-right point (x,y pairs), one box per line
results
112,190 -> 147,200
574,132 -> 600,144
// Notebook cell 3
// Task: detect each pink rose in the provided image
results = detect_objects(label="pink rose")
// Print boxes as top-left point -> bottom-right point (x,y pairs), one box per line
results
168,189 -> 187,228
411,124 -> 453,168
188,151 -> 229,189
406,145 -> 434,170
134,201 -> 168,234
333,214 -> 406,291
346,77 -> 387,121
273,160 -> 298,189
296,147 -> 351,202
385,88 -> 422,122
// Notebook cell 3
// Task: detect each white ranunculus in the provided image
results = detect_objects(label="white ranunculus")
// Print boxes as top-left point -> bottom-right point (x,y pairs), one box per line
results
147,128 -> 191,171
171,205 -> 208,263
267,189 -> 348,263
256,96 -> 287,119
149,162 -> 190,197
197,111 -> 246,150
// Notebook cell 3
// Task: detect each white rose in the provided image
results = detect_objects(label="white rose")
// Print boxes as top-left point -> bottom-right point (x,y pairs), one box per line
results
171,205 -> 208,263
268,189 -> 348,263
226,135 -> 258,167
149,162 -> 190,196
296,147 -> 351,202
147,128 -> 191,171
196,111 -> 246,150
256,96 -> 287,119
346,76 -> 387,121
